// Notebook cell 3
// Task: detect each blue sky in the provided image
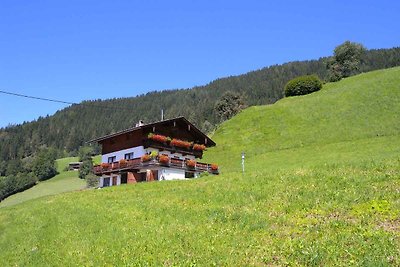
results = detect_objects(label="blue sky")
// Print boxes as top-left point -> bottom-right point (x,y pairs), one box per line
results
0,0 -> 399,127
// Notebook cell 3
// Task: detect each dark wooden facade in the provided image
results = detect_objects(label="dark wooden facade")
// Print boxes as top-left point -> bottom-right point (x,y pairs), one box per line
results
90,117 -> 216,156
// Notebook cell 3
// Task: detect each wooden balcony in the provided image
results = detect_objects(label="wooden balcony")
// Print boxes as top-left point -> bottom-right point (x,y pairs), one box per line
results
93,157 -> 219,175
143,139 -> 204,158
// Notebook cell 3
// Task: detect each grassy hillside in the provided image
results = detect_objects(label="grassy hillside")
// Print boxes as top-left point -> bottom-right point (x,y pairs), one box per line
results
0,157 -> 86,208
0,156 -> 101,208
0,68 -> 399,266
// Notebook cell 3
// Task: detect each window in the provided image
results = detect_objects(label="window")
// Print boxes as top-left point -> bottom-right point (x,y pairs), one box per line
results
103,177 -> 110,187
124,152 -> 134,160
108,156 -> 116,163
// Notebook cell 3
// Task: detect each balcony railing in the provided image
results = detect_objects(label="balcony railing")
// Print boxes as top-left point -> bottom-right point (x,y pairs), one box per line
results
93,157 -> 218,175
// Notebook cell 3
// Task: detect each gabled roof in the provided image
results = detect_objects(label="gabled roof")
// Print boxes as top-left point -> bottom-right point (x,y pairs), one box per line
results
87,116 -> 216,146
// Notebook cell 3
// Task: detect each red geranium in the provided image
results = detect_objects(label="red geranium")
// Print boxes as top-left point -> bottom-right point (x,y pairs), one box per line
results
148,133 -> 168,143
171,138 -> 192,149
159,155 -> 170,165
210,164 -> 219,171
193,144 -> 206,151
101,163 -> 110,169
141,154 -> 151,162
186,159 -> 196,168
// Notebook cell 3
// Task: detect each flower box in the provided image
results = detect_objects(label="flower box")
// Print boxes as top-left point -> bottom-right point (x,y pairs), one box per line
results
193,144 -> 206,151
101,163 -> 110,169
186,159 -> 196,168
119,159 -> 127,168
171,138 -> 192,149
141,154 -> 151,162
159,155 -> 170,165
210,164 -> 219,171
148,133 -> 168,143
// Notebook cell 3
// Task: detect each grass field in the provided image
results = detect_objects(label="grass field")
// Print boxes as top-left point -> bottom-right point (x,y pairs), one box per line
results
0,157 -> 86,208
0,68 -> 399,266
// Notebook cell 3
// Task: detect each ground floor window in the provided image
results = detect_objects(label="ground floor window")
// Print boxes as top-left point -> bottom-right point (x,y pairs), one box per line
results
103,177 -> 110,187
185,172 -> 195,178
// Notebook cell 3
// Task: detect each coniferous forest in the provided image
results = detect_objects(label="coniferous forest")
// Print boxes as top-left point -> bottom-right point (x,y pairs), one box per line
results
1,46 -> 400,164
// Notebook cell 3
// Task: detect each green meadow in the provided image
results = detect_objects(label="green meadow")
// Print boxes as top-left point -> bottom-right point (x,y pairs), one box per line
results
0,157 -> 85,208
0,68 -> 399,266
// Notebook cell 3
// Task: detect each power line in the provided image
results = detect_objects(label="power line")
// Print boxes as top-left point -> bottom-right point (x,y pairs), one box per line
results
0,90 -> 75,105
0,89 -> 136,112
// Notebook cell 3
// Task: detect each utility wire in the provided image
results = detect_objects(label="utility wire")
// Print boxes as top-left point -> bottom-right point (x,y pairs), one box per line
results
0,89 -> 137,112
0,90 -> 75,105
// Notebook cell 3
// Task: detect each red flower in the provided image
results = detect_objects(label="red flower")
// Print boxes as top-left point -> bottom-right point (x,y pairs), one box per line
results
119,159 -> 127,167
210,164 -> 218,171
186,159 -> 196,168
101,163 -> 110,169
148,133 -> 168,143
159,155 -> 170,164
171,138 -> 192,149
141,154 -> 151,162
193,144 -> 206,151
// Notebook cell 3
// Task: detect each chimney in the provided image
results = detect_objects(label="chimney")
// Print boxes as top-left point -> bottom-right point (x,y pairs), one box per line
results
135,120 -> 144,127
161,109 -> 164,121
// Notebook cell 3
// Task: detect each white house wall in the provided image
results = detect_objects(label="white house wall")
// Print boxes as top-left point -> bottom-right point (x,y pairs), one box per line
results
102,146 -> 196,164
101,146 -> 146,163
158,168 -> 186,180
99,174 -> 121,187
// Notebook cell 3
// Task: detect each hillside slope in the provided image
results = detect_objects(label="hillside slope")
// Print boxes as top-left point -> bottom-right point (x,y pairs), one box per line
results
0,157 -> 85,208
203,67 -> 400,171
0,68 -> 399,266
0,156 -> 101,208
1,47 -> 400,162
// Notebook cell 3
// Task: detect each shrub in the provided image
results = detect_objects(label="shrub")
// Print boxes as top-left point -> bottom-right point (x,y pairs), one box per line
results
193,144 -> 206,151
86,173 -> 99,188
150,151 -> 158,158
79,159 -> 93,179
32,149 -> 57,181
214,91 -> 246,121
284,75 -> 322,97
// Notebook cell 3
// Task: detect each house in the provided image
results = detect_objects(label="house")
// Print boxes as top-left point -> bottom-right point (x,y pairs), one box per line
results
89,117 -> 218,187
68,162 -> 83,171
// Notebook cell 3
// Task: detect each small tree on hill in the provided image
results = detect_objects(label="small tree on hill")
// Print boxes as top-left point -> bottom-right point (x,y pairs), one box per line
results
214,91 -> 246,121
79,158 -> 93,179
32,148 -> 57,181
284,75 -> 322,97
328,41 -> 366,81
85,173 -> 99,188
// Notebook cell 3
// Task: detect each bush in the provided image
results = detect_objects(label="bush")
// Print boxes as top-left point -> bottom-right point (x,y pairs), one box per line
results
0,173 -> 37,200
86,173 -> 99,188
32,149 -> 57,181
79,159 -> 93,179
214,91 -> 246,121
284,75 -> 322,97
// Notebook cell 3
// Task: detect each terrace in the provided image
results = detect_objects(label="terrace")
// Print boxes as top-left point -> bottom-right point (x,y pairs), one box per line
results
93,157 -> 219,176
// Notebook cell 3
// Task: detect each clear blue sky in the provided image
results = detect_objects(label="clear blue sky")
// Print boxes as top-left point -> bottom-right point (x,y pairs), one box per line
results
0,0 -> 399,127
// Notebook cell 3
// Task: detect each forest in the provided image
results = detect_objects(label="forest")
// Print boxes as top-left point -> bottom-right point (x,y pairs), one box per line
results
1,46 -> 400,165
